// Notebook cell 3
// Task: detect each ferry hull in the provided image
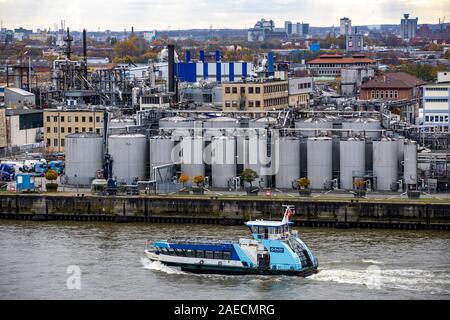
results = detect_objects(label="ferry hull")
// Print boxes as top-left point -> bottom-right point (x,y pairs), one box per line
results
146,251 -> 317,277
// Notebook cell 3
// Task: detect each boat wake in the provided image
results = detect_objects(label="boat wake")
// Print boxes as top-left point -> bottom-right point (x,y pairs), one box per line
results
140,257 -> 186,275
310,267 -> 450,295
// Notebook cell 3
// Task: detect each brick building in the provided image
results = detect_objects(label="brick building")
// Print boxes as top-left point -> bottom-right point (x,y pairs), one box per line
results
307,54 -> 375,77
360,72 -> 426,123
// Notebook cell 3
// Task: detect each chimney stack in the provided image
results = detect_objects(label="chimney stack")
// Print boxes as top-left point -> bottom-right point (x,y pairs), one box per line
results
168,44 -> 176,95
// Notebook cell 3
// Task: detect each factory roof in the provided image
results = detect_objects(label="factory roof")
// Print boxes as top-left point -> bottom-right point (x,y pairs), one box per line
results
5,108 -> 43,116
5,87 -> 35,96
361,72 -> 427,89
307,54 -> 375,65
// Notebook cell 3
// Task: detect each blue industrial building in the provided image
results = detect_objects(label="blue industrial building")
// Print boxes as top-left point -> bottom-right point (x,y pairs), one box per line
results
175,50 -> 251,83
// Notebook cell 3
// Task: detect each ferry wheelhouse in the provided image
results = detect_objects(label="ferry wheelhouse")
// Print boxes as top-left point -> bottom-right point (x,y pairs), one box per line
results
144,206 -> 318,276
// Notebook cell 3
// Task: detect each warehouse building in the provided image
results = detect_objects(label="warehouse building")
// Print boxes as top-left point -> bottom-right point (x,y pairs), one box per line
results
44,109 -> 104,153
4,87 -> 35,108
422,71 -> 450,132
222,79 -> 289,110
5,109 -> 43,147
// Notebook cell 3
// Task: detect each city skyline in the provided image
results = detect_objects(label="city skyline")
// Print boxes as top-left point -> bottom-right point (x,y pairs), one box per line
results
0,0 -> 449,32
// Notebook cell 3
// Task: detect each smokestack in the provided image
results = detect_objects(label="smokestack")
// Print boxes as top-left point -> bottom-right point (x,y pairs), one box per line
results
168,44 -> 175,95
83,29 -> 88,89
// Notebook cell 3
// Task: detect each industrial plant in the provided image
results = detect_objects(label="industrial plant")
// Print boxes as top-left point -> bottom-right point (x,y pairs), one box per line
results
1,21 -> 450,198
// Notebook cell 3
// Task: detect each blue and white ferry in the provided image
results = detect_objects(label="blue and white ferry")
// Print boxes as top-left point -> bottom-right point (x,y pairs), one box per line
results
144,206 -> 319,277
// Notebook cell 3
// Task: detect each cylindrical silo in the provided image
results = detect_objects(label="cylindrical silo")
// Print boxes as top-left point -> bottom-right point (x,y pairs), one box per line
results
307,137 -> 332,190
245,129 -> 270,188
180,136 -> 205,187
109,134 -> 147,184
373,138 -> 398,191
275,136 -> 300,189
149,136 -> 175,182
211,136 -> 236,188
340,138 -> 366,190
403,140 -> 417,186
342,118 -> 381,139
203,116 -> 239,141
295,117 -> 333,137
65,133 -> 103,186
159,116 -> 196,141
110,118 -> 135,128
248,117 -> 278,128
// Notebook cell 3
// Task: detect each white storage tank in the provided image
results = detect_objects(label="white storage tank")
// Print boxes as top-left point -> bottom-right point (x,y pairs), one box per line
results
149,136 -> 175,182
65,133 -> 103,186
373,138 -> 399,191
295,117 -> 333,137
159,116 -> 197,141
109,134 -> 147,184
211,136 -> 236,188
245,130 -> 270,188
109,118 -> 135,128
203,116 -> 239,141
307,137 -> 333,189
340,138 -> 366,190
403,140 -> 417,186
248,117 -> 278,128
180,136 -> 205,187
342,117 -> 381,139
275,137 -> 300,189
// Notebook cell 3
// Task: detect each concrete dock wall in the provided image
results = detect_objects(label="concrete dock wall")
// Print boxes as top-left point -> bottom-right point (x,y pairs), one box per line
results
0,194 -> 449,230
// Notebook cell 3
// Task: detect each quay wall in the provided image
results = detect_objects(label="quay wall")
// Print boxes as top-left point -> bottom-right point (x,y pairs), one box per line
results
0,194 -> 449,230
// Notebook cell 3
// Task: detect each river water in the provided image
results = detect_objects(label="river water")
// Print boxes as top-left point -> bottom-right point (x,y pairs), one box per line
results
0,220 -> 449,300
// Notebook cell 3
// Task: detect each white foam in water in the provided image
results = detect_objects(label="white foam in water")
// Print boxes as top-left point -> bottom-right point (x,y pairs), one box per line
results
361,259 -> 385,265
140,257 -> 185,275
310,267 -> 450,295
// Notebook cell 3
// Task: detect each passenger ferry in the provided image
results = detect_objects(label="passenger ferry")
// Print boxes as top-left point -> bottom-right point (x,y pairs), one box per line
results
144,206 -> 319,276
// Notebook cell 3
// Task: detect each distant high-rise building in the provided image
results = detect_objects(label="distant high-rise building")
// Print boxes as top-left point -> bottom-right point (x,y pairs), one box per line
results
285,21 -> 293,35
284,21 -> 309,37
346,27 -> 364,52
340,17 -> 352,36
400,13 -> 418,41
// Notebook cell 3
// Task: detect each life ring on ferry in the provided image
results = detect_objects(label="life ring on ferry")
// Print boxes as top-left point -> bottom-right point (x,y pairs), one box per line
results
199,260 -> 204,265
218,261 -> 223,266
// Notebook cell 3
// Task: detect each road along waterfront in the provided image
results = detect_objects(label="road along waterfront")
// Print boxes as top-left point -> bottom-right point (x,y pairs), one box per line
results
0,220 -> 449,299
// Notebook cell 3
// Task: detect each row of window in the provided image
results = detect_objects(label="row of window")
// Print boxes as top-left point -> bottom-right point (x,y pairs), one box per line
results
141,96 -> 170,104
370,90 -> 399,99
425,87 -> 448,91
225,86 -> 260,94
425,115 -> 449,123
311,63 -> 371,68
263,84 -> 288,94
425,98 -> 449,103
316,70 -> 340,75
159,248 -> 232,260
264,97 -> 289,108
47,138 -> 64,147
46,115 -> 102,123
297,82 -> 312,90
46,127 -> 100,134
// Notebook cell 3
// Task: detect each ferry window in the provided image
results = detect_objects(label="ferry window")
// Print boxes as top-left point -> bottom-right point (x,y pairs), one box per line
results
205,251 -> 214,259
223,251 -> 232,260
213,251 -> 220,259
185,250 -> 195,257
196,250 -> 205,258
250,226 -> 258,233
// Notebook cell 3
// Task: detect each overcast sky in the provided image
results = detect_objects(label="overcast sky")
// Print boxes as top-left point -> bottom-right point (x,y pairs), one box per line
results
0,0 -> 449,31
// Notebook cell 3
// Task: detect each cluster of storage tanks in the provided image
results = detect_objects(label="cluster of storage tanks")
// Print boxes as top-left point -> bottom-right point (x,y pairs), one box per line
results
64,115 -> 418,192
